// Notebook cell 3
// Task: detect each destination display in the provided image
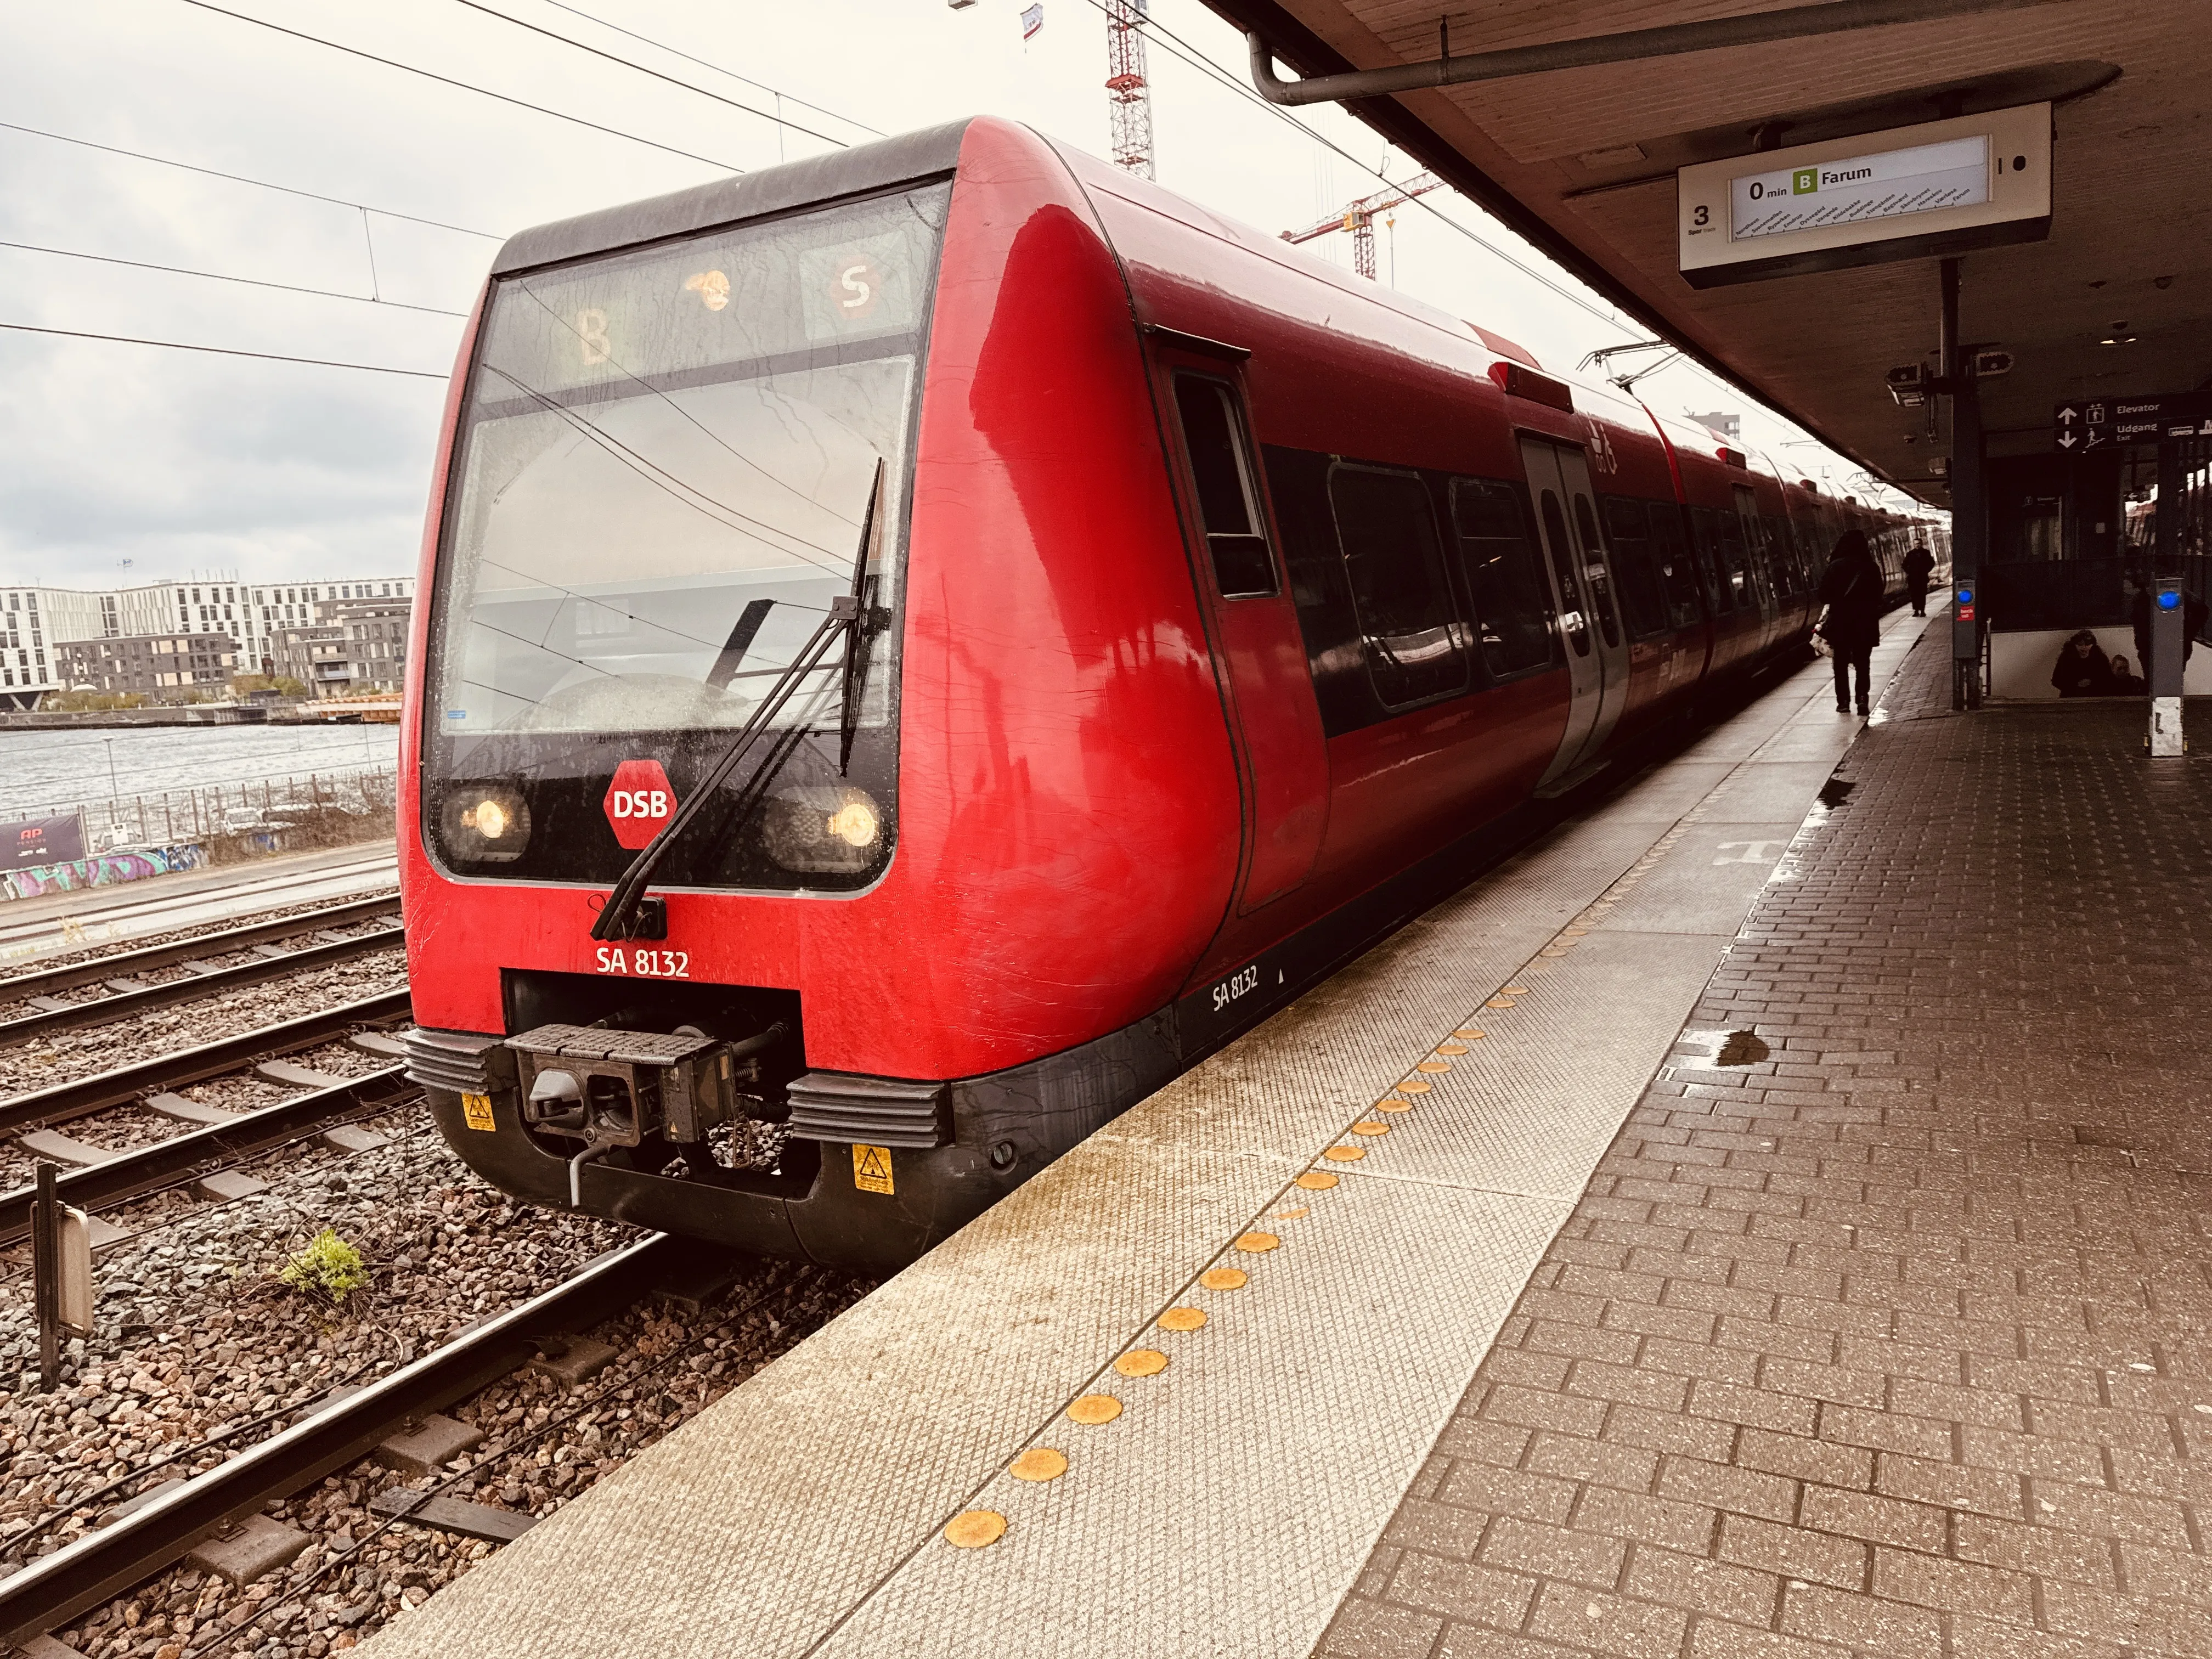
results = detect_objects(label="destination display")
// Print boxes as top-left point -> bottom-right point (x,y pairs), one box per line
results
1730,135 -> 1989,241
1679,103 -> 2051,288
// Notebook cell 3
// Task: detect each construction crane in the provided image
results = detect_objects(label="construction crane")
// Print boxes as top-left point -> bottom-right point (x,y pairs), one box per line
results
1280,173 -> 1443,280
1105,0 -> 1154,180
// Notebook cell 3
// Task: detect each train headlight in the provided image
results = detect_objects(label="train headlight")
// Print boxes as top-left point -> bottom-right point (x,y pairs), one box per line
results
442,786 -> 531,864
764,785 -> 885,873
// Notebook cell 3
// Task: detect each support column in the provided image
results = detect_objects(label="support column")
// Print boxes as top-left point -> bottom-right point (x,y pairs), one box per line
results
1943,258 -> 1984,710
2151,439 -> 2186,755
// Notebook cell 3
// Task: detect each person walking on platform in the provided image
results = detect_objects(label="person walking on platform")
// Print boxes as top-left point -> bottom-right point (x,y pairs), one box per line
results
1903,540 -> 1935,617
1816,529 -> 1883,716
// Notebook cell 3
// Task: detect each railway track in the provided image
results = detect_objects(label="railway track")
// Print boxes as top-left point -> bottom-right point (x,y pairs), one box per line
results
0,990 -> 416,1250
0,917 -> 404,1051
0,1233 -> 695,1651
0,894 -> 400,1006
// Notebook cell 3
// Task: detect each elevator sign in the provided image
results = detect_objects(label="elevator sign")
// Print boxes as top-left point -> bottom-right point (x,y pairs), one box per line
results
1679,103 -> 2051,289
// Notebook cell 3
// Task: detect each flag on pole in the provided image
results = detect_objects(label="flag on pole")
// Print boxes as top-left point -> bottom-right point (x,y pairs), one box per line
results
1021,4 -> 1043,40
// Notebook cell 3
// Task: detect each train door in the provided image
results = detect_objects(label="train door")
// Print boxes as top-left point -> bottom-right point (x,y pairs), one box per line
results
1521,437 -> 1631,788
1161,364 -> 1329,913
1733,484 -> 1779,649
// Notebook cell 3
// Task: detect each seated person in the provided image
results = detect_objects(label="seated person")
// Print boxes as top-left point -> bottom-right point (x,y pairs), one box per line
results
2051,630 -> 2113,697
2108,653 -> 2148,695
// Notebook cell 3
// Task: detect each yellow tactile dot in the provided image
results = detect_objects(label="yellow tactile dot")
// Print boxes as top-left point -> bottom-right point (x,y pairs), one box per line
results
1200,1266 -> 1249,1289
1454,1028 -> 1486,1040
1235,1230 -> 1280,1253
1485,997 -> 1515,1009
1352,1119 -> 1391,1136
1540,947 -> 1570,958
1323,1144 -> 1366,1163
1436,1042 -> 1468,1056
1373,1097 -> 1413,1113
1009,1448 -> 1068,1482
1417,1059 -> 1451,1074
1504,985 -> 1530,994
945,1510 -> 1006,1548
1294,1172 -> 1339,1191
1115,1348 -> 1169,1378
1563,928 -> 1588,937
1398,1077 -> 1432,1093
1068,1394 -> 1123,1425
1158,1306 -> 1208,1331
1274,1205 -> 1309,1220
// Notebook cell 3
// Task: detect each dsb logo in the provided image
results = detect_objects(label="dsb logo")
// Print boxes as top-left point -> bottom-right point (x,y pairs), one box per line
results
602,759 -> 676,850
608,789 -> 669,819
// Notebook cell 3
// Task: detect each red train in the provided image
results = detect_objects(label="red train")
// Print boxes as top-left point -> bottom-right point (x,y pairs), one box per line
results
399,118 -> 1942,1272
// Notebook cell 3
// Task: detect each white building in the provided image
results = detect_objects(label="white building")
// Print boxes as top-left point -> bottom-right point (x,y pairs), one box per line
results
0,574 -> 416,709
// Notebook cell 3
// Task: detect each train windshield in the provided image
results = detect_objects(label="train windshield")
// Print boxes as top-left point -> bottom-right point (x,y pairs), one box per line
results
424,182 -> 949,891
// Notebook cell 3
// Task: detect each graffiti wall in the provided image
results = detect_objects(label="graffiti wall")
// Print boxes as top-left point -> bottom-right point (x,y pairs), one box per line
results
1,843 -> 207,902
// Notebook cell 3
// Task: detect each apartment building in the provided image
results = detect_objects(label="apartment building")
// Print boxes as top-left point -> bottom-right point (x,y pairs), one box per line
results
54,633 -> 242,698
0,573 -> 415,708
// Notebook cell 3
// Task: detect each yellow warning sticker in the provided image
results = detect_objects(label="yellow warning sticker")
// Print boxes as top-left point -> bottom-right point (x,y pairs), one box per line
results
853,1143 -> 894,1195
460,1093 -> 495,1132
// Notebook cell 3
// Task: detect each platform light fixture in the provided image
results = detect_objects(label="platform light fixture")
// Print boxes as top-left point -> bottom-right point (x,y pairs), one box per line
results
1886,365 -> 1928,409
1972,348 -> 2014,379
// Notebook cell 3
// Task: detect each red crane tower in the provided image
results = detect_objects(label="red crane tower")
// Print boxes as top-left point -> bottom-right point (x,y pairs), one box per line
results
1105,0 -> 1154,179
1282,173 -> 1444,280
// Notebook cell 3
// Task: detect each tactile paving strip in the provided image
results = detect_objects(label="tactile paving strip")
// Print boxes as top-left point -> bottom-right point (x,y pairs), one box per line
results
368,617 -> 1933,1659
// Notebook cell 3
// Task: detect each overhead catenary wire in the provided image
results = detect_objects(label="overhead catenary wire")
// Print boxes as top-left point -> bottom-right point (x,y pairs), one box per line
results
0,121 -> 505,241
0,322 -> 448,379
0,240 -> 470,319
444,0 -> 854,150
173,0 -> 744,173
536,0 -> 885,138
1072,0 -> 1631,333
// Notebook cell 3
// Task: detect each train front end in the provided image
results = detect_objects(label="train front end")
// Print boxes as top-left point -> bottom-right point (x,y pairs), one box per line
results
397,121 -> 1247,1273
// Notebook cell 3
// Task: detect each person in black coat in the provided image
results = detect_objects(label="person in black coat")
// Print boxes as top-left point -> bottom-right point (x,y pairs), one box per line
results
2051,629 -> 2112,698
1903,541 -> 1936,617
1816,529 -> 1884,715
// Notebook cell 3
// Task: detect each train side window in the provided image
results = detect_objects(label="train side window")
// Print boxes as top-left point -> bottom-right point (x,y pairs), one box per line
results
1537,489 -> 1590,657
1646,504 -> 1703,628
1601,496 -> 1669,639
1327,465 -> 1471,708
1171,375 -> 1278,599
1572,494 -> 1622,648
1451,479 -> 1558,679
1715,510 -> 1752,610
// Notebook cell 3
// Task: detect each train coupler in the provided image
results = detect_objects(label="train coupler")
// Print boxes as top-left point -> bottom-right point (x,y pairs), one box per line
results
506,1023 -> 746,1152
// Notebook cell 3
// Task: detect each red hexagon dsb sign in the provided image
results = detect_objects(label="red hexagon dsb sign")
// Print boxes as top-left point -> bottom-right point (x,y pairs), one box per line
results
603,760 -> 676,850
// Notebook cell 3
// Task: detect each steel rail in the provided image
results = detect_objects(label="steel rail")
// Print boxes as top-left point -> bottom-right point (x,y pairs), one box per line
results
0,926 -> 405,1049
0,894 -> 400,1003
0,990 -> 414,1135
0,1065 -> 419,1244
0,1232 -> 686,1651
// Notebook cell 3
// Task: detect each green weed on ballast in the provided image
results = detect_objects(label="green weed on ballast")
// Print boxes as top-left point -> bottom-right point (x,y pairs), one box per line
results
279,1229 -> 370,1304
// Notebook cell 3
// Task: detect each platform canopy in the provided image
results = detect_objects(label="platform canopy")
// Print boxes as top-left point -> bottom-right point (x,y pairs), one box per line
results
1204,0 -> 2212,505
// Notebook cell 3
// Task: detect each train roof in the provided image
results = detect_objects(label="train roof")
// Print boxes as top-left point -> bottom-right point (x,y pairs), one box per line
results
490,120 -> 977,277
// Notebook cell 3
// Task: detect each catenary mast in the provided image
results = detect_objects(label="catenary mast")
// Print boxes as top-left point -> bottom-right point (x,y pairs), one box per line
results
1105,0 -> 1154,179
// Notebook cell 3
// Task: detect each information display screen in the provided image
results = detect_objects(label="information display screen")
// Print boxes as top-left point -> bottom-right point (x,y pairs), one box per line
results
1676,103 -> 2050,288
1729,136 -> 1989,241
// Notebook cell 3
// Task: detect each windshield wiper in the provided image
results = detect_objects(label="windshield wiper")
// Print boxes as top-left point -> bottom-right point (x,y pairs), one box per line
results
591,459 -> 883,943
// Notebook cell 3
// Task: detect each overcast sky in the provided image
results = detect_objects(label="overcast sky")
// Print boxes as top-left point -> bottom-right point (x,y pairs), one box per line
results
0,0 -> 1912,591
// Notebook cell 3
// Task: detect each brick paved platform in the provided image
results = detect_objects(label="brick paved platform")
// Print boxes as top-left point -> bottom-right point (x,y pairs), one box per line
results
1324,635 -> 2212,1659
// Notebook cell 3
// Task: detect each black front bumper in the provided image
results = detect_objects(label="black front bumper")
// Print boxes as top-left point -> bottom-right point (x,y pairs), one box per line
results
408,1013 -> 1179,1276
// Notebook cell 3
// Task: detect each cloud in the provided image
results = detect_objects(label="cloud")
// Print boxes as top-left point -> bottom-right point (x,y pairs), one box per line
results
0,0 -> 1900,590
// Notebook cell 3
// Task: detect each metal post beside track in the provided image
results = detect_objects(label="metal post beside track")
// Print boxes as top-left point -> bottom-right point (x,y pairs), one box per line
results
32,1161 -> 60,1392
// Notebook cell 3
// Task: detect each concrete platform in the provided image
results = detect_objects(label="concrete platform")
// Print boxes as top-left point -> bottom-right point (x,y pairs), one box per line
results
367,615 -> 1937,1659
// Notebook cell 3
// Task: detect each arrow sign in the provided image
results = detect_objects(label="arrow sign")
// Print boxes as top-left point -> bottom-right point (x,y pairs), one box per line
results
2055,391 -> 2212,452
2056,432 -> 2076,449
2056,405 -> 2079,425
